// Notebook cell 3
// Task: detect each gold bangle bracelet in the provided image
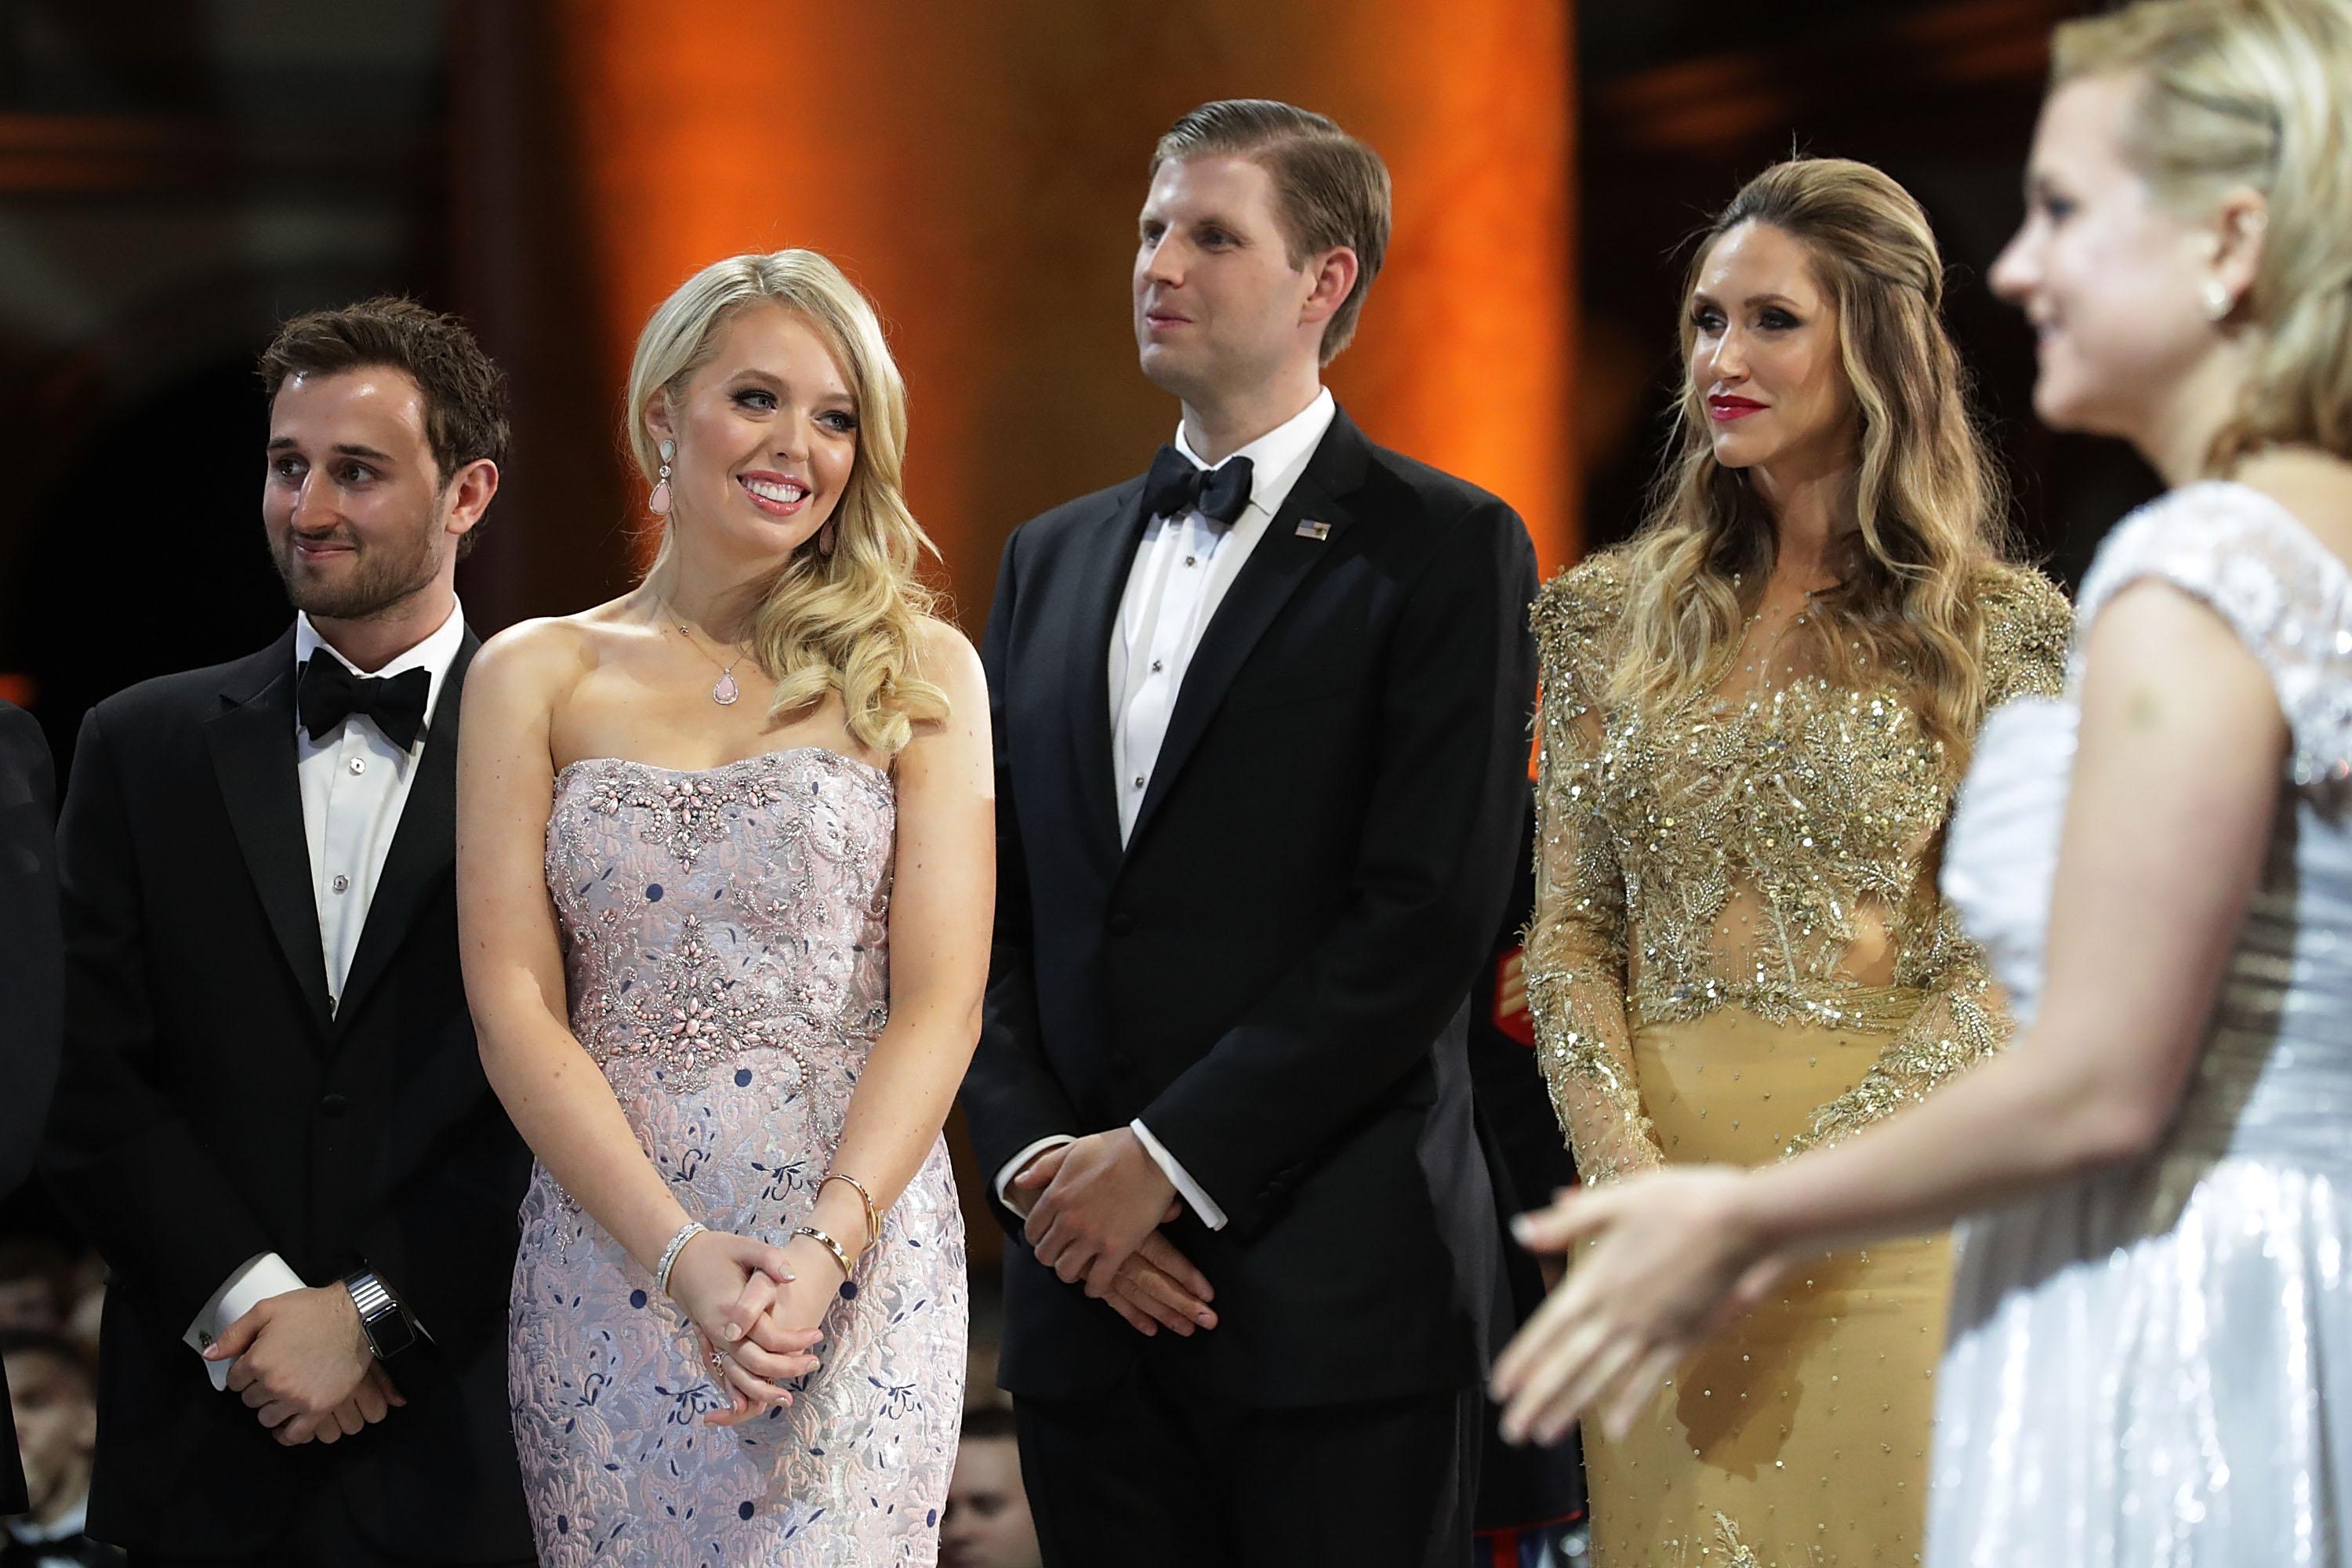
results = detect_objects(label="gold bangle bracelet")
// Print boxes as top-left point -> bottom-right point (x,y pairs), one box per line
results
793,1225 -> 854,1281
822,1172 -> 880,1250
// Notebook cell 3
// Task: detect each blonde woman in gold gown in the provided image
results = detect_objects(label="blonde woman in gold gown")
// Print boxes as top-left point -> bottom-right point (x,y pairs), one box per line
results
1526,158 -> 2071,1566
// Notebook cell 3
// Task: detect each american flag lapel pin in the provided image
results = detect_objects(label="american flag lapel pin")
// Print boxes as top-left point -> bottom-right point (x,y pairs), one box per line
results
1295,518 -> 1331,541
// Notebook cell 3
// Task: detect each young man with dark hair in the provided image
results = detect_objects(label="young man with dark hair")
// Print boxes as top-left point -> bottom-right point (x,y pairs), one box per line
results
41,299 -> 533,1566
965,100 -> 1537,1566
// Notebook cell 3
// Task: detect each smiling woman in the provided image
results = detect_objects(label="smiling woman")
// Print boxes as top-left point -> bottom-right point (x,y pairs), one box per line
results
458,250 -> 993,1566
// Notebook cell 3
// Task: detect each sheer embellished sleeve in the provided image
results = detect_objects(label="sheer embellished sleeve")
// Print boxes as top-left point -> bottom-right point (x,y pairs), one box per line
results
1788,565 -> 2073,1156
1526,557 -> 1662,1183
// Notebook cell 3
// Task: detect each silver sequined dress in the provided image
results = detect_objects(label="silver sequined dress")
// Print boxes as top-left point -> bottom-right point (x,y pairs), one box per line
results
1934,482 -> 2352,1566
509,750 -> 966,1566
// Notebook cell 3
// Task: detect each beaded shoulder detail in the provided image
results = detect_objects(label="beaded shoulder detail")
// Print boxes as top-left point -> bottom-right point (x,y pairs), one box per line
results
2075,481 -> 2352,788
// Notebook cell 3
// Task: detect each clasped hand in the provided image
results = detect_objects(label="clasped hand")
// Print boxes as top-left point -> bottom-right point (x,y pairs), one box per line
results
205,1285 -> 405,1447
1013,1133 -> 1218,1338
665,1229 -> 834,1427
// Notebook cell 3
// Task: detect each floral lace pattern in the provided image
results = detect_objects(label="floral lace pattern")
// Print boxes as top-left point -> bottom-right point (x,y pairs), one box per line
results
2073,481 -> 2352,789
1526,554 -> 2072,1180
512,749 -> 965,1566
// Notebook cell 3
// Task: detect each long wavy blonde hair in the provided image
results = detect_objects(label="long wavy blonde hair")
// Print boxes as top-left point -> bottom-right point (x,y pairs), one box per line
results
1611,158 -> 2011,758
2053,0 -> 2352,471
626,250 -> 946,757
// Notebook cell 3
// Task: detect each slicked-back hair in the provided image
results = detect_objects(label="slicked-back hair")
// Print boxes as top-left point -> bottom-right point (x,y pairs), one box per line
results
258,297 -> 510,558
1152,99 -> 1392,363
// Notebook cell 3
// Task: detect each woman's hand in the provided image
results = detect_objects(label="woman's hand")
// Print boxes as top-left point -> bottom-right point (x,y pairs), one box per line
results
1489,1167 -> 1784,1449
763,1232 -> 852,1336
665,1230 -> 825,1425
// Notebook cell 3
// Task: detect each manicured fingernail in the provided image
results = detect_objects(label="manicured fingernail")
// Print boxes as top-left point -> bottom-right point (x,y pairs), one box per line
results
1511,1214 -> 1535,1243
722,1323 -> 742,1341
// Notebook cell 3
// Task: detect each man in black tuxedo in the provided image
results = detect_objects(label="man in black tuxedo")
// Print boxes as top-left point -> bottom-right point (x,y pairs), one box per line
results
0,699 -> 63,1521
40,299 -> 534,1566
964,100 -> 1538,1566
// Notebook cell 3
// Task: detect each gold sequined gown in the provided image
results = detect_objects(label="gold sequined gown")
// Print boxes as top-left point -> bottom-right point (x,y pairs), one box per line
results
1526,552 -> 2070,1567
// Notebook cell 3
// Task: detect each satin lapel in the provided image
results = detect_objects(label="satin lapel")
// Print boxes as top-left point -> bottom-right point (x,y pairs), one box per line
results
1067,482 -> 1152,867
204,630 -> 332,1036
333,629 -> 477,1030
1125,413 -> 1371,853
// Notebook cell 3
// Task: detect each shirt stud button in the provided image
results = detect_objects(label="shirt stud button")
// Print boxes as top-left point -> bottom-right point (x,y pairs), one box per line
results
1132,776 -> 1145,789
348,757 -> 366,775
332,874 -> 350,894
1184,555 -> 1196,568
1150,659 -> 1164,673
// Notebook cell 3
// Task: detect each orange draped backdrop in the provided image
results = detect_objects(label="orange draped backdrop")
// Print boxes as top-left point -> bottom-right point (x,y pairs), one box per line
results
539,0 -> 1580,612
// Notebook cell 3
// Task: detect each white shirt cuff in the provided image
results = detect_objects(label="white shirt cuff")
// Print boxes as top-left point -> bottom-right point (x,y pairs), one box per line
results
1130,1119 -> 1229,1231
993,1134 -> 1077,1211
186,1252 -> 307,1392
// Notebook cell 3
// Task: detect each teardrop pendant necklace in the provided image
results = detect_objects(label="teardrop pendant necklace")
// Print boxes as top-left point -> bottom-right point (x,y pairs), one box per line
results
662,601 -> 750,706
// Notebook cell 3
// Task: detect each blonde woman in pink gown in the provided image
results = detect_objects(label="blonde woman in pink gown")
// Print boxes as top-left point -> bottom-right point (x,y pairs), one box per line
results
459,250 -> 991,1566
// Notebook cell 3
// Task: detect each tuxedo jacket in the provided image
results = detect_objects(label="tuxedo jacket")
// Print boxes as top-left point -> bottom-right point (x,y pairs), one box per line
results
967,408 -> 1539,1407
40,629 -> 533,1559
0,700 -> 62,1516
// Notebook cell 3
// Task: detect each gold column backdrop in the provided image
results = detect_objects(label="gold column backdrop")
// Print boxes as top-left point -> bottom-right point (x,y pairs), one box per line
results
456,1 -> 1577,1259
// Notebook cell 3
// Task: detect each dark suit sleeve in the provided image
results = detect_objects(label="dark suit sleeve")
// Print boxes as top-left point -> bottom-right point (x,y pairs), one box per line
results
1140,497 -> 1540,1234
41,707 -> 279,1331
0,703 -> 61,1198
961,524 -> 1085,1218
356,1091 -> 530,1354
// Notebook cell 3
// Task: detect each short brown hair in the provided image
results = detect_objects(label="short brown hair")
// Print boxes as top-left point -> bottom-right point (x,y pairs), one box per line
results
1152,100 -> 1392,363
259,297 -> 510,556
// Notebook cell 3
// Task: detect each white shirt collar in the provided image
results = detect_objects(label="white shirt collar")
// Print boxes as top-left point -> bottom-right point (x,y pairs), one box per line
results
1171,387 -> 1338,524
292,598 -> 468,744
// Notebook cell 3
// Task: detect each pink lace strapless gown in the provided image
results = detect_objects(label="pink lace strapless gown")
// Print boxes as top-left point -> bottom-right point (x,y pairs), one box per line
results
510,750 -> 966,1566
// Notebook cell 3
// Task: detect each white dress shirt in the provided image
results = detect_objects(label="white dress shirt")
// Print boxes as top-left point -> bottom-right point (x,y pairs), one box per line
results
183,602 -> 467,1388
996,390 -> 1338,1231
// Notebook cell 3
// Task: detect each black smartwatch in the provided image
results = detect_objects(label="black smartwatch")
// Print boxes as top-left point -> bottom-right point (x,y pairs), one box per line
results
343,1268 -> 419,1361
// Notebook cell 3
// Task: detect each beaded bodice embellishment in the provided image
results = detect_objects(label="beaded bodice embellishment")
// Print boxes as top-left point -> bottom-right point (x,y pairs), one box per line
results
545,749 -> 895,1094
1523,552 -> 2074,1179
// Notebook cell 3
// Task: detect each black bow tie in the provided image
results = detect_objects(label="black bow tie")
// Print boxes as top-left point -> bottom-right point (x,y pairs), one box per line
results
298,655 -> 430,750
1142,446 -> 1254,527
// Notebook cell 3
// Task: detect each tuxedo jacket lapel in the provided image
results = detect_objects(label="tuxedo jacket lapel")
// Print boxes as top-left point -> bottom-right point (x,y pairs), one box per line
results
1126,413 -> 1371,851
1067,483 -> 1152,869
205,630 -> 332,1036
335,629 -> 477,1029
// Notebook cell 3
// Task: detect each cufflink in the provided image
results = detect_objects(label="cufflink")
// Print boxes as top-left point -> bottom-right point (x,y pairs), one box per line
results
1295,519 -> 1331,541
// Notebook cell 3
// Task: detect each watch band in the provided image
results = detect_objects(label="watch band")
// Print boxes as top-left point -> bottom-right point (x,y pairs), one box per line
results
343,1268 -> 418,1361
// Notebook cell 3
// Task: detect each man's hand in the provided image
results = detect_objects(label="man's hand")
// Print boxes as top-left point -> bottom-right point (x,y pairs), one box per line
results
274,1363 -> 406,1447
1020,1127 -> 1179,1297
205,1284 -> 376,1435
1011,1145 -> 1221,1337
1100,1231 -> 1220,1338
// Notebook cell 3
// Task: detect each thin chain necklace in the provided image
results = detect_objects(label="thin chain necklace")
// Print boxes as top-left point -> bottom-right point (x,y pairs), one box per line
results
661,600 -> 752,707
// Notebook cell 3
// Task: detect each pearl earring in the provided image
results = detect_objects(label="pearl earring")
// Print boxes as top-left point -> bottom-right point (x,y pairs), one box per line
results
648,439 -> 675,517
2203,280 -> 2234,323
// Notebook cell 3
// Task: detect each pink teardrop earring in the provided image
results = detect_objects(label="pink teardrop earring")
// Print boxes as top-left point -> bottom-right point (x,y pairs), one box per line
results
648,439 -> 675,517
